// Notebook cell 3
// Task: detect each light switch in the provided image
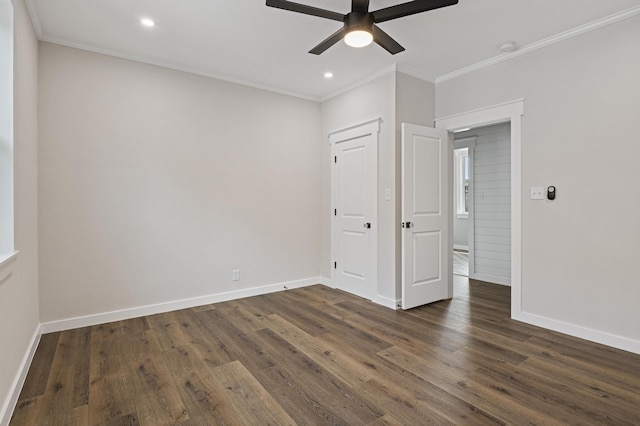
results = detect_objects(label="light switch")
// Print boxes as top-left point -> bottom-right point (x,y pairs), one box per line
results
384,188 -> 392,201
530,187 -> 544,200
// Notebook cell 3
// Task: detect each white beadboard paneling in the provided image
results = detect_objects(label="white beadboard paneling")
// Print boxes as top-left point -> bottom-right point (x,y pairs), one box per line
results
460,122 -> 511,285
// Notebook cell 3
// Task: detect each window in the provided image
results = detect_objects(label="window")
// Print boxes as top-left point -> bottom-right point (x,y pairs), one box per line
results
454,148 -> 469,218
0,0 -> 14,265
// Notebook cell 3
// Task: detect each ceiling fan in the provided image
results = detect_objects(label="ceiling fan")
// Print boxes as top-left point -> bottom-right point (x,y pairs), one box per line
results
266,0 -> 459,55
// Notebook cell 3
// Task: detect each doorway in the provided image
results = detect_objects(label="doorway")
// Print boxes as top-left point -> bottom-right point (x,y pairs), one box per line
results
435,99 -> 524,316
453,123 -> 512,286
453,138 -> 473,278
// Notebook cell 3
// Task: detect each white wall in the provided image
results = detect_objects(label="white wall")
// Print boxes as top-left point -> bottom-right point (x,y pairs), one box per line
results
453,216 -> 468,249
0,0 -> 40,422
38,43 -> 323,323
320,70 -> 435,305
321,72 -> 396,304
437,15 -> 640,348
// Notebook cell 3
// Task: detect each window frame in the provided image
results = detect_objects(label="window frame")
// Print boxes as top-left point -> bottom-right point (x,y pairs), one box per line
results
0,0 -> 15,271
453,137 -> 475,220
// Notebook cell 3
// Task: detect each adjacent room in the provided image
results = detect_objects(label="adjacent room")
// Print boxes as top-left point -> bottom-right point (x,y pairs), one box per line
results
2,0 -> 640,424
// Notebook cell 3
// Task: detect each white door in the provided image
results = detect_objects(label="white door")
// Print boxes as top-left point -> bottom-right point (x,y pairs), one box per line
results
401,123 -> 452,309
330,120 -> 378,300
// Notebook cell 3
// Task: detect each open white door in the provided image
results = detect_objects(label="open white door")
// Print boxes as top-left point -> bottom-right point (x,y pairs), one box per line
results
401,123 -> 452,309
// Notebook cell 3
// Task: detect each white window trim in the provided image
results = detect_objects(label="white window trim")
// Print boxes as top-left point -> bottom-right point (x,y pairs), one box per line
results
454,148 -> 469,218
454,137 -> 475,219
0,0 -> 15,269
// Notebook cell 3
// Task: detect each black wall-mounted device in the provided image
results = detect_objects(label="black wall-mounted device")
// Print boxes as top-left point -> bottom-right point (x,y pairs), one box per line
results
547,186 -> 556,200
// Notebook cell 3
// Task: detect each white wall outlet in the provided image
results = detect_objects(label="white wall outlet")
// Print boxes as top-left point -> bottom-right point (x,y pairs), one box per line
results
232,269 -> 240,281
530,187 -> 544,200
384,188 -> 392,201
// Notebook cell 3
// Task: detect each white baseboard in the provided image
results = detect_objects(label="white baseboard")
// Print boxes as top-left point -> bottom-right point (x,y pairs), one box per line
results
513,310 -> 640,355
318,276 -> 332,287
40,277 -> 322,334
319,278 -> 398,310
471,272 -> 511,287
372,294 -> 400,310
1,325 -> 42,426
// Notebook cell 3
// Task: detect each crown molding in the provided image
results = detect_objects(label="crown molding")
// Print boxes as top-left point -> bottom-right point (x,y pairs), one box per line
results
24,0 -> 42,38
436,5 -> 640,84
395,65 -> 435,84
39,36 -> 320,102
320,63 -> 398,102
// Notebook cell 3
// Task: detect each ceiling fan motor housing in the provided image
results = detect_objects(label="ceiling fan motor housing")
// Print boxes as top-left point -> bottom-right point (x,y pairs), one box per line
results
344,12 -> 374,33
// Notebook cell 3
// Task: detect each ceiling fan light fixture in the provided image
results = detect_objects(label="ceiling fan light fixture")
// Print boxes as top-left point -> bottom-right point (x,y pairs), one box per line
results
344,29 -> 373,48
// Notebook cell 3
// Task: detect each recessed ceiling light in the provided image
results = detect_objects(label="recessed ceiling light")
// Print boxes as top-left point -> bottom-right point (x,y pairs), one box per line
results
324,72 -> 334,79
140,17 -> 155,28
498,41 -> 517,53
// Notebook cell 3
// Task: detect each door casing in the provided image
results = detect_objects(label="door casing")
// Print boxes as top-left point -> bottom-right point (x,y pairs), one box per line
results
435,99 -> 524,318
330,119 -> 379,300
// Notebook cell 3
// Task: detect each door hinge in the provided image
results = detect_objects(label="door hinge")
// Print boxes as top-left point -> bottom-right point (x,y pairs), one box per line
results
334,261 -> 337,269
334,156 -> 337,163
334,208 -> 337,216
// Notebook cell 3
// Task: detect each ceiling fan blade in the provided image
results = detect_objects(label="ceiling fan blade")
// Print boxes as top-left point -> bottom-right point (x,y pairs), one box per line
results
371,25 -> 405,55
266,0 -> 344,21
351,0 -> 370,13
372,0 -> 458,23
309,27 -> 347,55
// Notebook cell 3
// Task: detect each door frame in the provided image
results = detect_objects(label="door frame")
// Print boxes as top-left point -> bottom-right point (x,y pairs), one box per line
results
329,118 -> 380,300
435,99 -> 524,318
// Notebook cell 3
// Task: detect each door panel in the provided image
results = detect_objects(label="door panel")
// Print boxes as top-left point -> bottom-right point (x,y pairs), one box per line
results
342,230 -> 366,279
413,231 -> 441,284
412,137 -> 441,215
341,146 -> 366,217
402,123 -> 452,309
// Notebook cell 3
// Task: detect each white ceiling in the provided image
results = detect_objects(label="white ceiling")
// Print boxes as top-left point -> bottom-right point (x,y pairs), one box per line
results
26,0 -> 640,100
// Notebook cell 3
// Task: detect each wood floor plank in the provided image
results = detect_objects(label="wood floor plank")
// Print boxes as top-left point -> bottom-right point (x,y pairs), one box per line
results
8,397 -> 41,426
87,372 -> 138,425
520,355 -> 640,420
194,309 -> 277,372
212,300 -> 269,334
331,300 -> 468,355
35,327 -> 91,425
474,362 -> 637,425
357,377 -> 489,425
169,367 -> 240,425
261,313 -> 374,387
128,355 -> 189,425
377,344 -> 563,425
17,333 -> 60,400
11,281 -> 640,425
252,327 -> 383,424
207,360 -> 296,425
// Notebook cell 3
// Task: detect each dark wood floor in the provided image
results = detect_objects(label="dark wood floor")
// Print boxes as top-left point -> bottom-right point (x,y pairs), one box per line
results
10,277 -> 640,425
